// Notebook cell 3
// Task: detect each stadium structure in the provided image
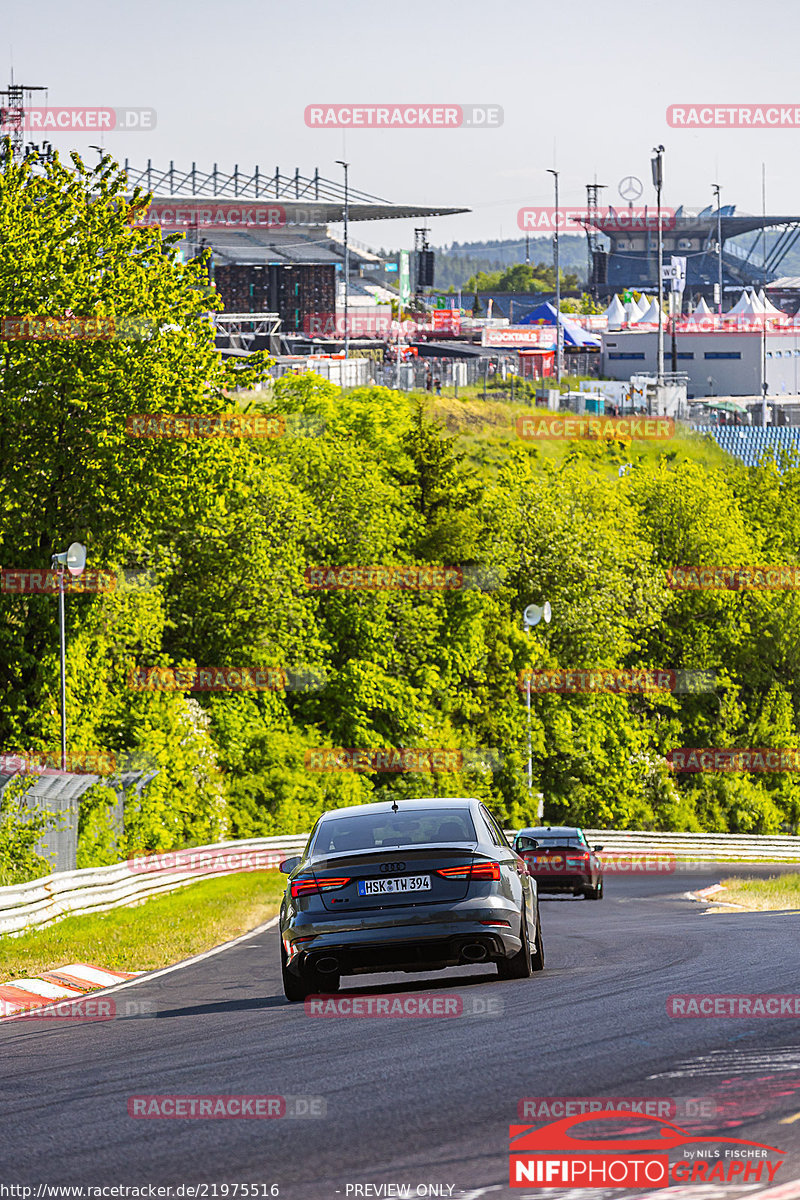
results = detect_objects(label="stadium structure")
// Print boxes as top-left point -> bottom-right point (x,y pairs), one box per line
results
588,205 -> 800,297
117,161 -> 470,351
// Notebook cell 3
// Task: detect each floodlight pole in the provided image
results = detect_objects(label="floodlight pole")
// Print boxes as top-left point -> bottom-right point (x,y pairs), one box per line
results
525,643 -> 533,799
521,618 -> 534,809
547,169 -> 562,384
712,183 -> 723,317
52,556 -> 67,771
652,146 -> 665,384
336,159 -> 350,360
522,604 -> 550,815
50,542 -> 86,773
761,162 -> 768,428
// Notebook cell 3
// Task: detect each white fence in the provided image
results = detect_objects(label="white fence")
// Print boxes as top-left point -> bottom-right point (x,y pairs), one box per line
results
0,836 -> 306,937
583,829 -> 800,861
0,829 -> 798,938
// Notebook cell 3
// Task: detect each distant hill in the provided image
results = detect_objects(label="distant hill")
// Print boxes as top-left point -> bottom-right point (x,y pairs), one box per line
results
432,236 -> 589,291
376,236 -> 590,292
376,230 -> 800,294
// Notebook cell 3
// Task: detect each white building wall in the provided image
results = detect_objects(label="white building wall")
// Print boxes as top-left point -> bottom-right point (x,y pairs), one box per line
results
601,331 -> 800,398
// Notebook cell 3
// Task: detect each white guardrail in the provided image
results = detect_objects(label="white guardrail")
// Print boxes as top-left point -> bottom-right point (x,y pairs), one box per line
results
0,829 -> 798,937
0,836 -> 307,937
582,829 -> 800,861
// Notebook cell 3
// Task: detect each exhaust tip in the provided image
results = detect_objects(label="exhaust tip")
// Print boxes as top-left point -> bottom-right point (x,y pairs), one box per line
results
315,956 -> 340,974
461,942 -> 488,963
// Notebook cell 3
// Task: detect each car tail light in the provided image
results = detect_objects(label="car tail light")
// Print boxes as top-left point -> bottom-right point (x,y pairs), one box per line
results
290,875 -> 351,899
436,861 -> 501,882
480,919 -> 511,927
284,935 -> 315,960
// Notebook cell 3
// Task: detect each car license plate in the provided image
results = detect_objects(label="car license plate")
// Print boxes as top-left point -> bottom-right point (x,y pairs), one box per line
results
358,875 -> 431,896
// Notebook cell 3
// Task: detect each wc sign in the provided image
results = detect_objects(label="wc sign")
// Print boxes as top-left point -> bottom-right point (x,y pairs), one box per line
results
662,256 -> 686,292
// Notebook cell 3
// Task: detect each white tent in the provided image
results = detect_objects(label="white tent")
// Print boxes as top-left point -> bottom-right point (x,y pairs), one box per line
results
695,296 -> 712,315
624,301 -> 642,324
638,297 -> 663,323
727,288 -> 760,315
604,295 -> 626,326
635,294 -> 650,315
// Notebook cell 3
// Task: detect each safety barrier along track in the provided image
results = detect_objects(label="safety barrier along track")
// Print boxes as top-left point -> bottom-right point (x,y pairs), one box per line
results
582,829 -> 800,861
0,829 -> 798,938
0,835 -> 307,937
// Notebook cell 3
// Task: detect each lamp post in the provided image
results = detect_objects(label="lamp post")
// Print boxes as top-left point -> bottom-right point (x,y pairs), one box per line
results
712,183 -> 723,318
547,169 -> 562,384
651,145 -> 665,384
50,542 -> 86,771
761,162 -> 768,428
522,601 -> 551,818
336,159 -> 350,360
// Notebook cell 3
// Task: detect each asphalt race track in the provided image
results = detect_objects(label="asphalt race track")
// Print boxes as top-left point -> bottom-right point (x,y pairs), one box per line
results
3,865 -> 800,1199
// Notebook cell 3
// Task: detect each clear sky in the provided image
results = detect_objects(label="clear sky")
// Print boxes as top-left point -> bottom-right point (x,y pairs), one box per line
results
6,0 -> 800,251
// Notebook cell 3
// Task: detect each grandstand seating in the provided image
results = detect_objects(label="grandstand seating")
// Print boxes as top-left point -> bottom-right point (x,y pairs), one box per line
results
694,424 -> 800,467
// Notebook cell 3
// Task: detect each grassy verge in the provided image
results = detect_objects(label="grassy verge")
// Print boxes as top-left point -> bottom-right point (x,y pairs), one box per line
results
0,870 -> 285,980
714,872 -> 800,911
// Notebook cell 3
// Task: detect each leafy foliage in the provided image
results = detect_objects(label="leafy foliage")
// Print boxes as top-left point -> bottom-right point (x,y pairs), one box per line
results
1,154 -> 799,880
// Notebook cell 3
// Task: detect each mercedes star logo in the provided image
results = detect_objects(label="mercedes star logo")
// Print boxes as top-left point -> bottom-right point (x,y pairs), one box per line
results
618,176 -> 644,202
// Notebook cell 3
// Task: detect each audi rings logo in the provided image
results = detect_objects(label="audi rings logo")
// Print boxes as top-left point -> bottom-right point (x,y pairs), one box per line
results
380,862 -> 406,873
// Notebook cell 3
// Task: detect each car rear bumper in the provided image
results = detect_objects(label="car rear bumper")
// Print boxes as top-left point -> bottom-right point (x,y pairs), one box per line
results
534,873 -> 592,894
283,898 -> 524,976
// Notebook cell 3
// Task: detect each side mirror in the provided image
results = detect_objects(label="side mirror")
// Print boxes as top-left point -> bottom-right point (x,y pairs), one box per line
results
593,845 -> 604,852
279,856 -> 301,874
515,836 -> 539,852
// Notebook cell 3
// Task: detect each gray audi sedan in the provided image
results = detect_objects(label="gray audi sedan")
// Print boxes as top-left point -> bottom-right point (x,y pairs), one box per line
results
279,797 -> 544,1001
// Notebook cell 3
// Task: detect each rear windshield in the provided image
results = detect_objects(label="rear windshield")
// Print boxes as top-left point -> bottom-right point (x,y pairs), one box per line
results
529,836 -> 586,849
312,809 -> 477,854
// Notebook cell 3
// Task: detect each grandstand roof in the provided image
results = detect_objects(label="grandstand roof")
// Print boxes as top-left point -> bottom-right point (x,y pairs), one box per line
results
123,162 -> 468,224
588,207 -> 800,239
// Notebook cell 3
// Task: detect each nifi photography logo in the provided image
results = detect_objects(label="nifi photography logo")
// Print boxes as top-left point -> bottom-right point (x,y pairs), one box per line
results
508,1111 -> 784,1188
